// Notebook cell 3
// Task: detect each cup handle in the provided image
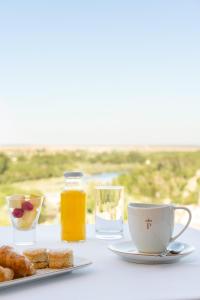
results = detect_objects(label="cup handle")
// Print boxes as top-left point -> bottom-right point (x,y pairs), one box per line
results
170,206 -> 192,242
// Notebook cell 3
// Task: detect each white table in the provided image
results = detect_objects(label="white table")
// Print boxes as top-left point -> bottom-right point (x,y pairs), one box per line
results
0,224 -> 199,300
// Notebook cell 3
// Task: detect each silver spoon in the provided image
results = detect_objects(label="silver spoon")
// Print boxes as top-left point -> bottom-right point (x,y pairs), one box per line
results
160,242 -> 185,257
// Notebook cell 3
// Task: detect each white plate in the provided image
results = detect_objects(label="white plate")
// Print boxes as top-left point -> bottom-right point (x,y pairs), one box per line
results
0,256 -> 92,289
108,241 -> 195,264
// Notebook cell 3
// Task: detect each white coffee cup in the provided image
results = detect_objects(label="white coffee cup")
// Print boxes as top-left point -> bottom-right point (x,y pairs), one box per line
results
128,203 -> 192,253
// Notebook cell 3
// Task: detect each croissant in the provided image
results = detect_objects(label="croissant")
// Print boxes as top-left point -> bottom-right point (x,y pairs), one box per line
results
0,246 -> 36,277
0,266 -> 14,282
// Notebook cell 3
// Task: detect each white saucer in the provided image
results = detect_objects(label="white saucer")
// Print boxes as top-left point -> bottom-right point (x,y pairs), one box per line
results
108,241 -> 195,264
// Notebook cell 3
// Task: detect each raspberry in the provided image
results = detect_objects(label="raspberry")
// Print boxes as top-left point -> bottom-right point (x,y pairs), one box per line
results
22,201 -> 34,211
12,208 -> 24,218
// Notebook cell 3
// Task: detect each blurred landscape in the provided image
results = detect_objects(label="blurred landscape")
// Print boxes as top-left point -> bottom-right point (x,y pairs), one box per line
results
0,145 -> 200,228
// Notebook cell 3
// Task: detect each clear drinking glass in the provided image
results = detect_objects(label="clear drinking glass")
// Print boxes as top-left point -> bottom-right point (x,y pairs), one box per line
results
95,186 -> 124,239
7,194 -> 43,245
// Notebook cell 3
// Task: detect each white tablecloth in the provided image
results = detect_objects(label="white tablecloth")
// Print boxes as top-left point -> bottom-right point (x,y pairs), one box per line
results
0,224 -> 199,300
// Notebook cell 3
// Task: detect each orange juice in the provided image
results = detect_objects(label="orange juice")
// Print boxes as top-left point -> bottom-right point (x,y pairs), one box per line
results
61,190 -> 86,241
60,172 -> 86,241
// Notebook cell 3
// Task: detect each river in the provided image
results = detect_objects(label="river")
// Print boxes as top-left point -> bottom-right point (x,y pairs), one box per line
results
85,172 -> 120,184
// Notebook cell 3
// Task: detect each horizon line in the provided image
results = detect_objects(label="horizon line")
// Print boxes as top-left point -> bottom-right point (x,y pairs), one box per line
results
0,144 -> 200,151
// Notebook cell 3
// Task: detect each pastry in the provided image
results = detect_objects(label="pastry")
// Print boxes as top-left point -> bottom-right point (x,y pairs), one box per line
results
33,261 -> 48,269
23,248 -> 48,269
0,245 -> 36,277
23,248 -> 48,263
0,266 -> 14,282
48,249 -> 73,269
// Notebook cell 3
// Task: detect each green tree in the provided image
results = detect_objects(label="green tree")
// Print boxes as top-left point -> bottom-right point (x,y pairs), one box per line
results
0,153 -> 9,174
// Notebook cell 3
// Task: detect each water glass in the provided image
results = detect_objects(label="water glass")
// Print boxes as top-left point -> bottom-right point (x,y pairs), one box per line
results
7,194 -> 43,245
95,186 -> 124,239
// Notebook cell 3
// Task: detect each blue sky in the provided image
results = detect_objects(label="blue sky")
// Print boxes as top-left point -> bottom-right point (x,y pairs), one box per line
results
0,0 -> 200,145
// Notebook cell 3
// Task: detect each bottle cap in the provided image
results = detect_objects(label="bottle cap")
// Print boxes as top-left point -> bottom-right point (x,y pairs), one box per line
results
64,171 -> 84,178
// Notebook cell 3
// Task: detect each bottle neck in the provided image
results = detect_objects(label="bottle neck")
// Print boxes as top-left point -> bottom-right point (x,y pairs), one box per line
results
64,177 -> 83,190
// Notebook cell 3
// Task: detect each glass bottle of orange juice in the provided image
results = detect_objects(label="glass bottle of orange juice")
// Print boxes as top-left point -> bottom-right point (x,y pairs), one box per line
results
61,172 -> 86,241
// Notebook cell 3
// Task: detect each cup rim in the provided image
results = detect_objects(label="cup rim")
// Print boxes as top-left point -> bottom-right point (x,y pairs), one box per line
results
6,194 -> 44,201
128,202 -> 173,209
